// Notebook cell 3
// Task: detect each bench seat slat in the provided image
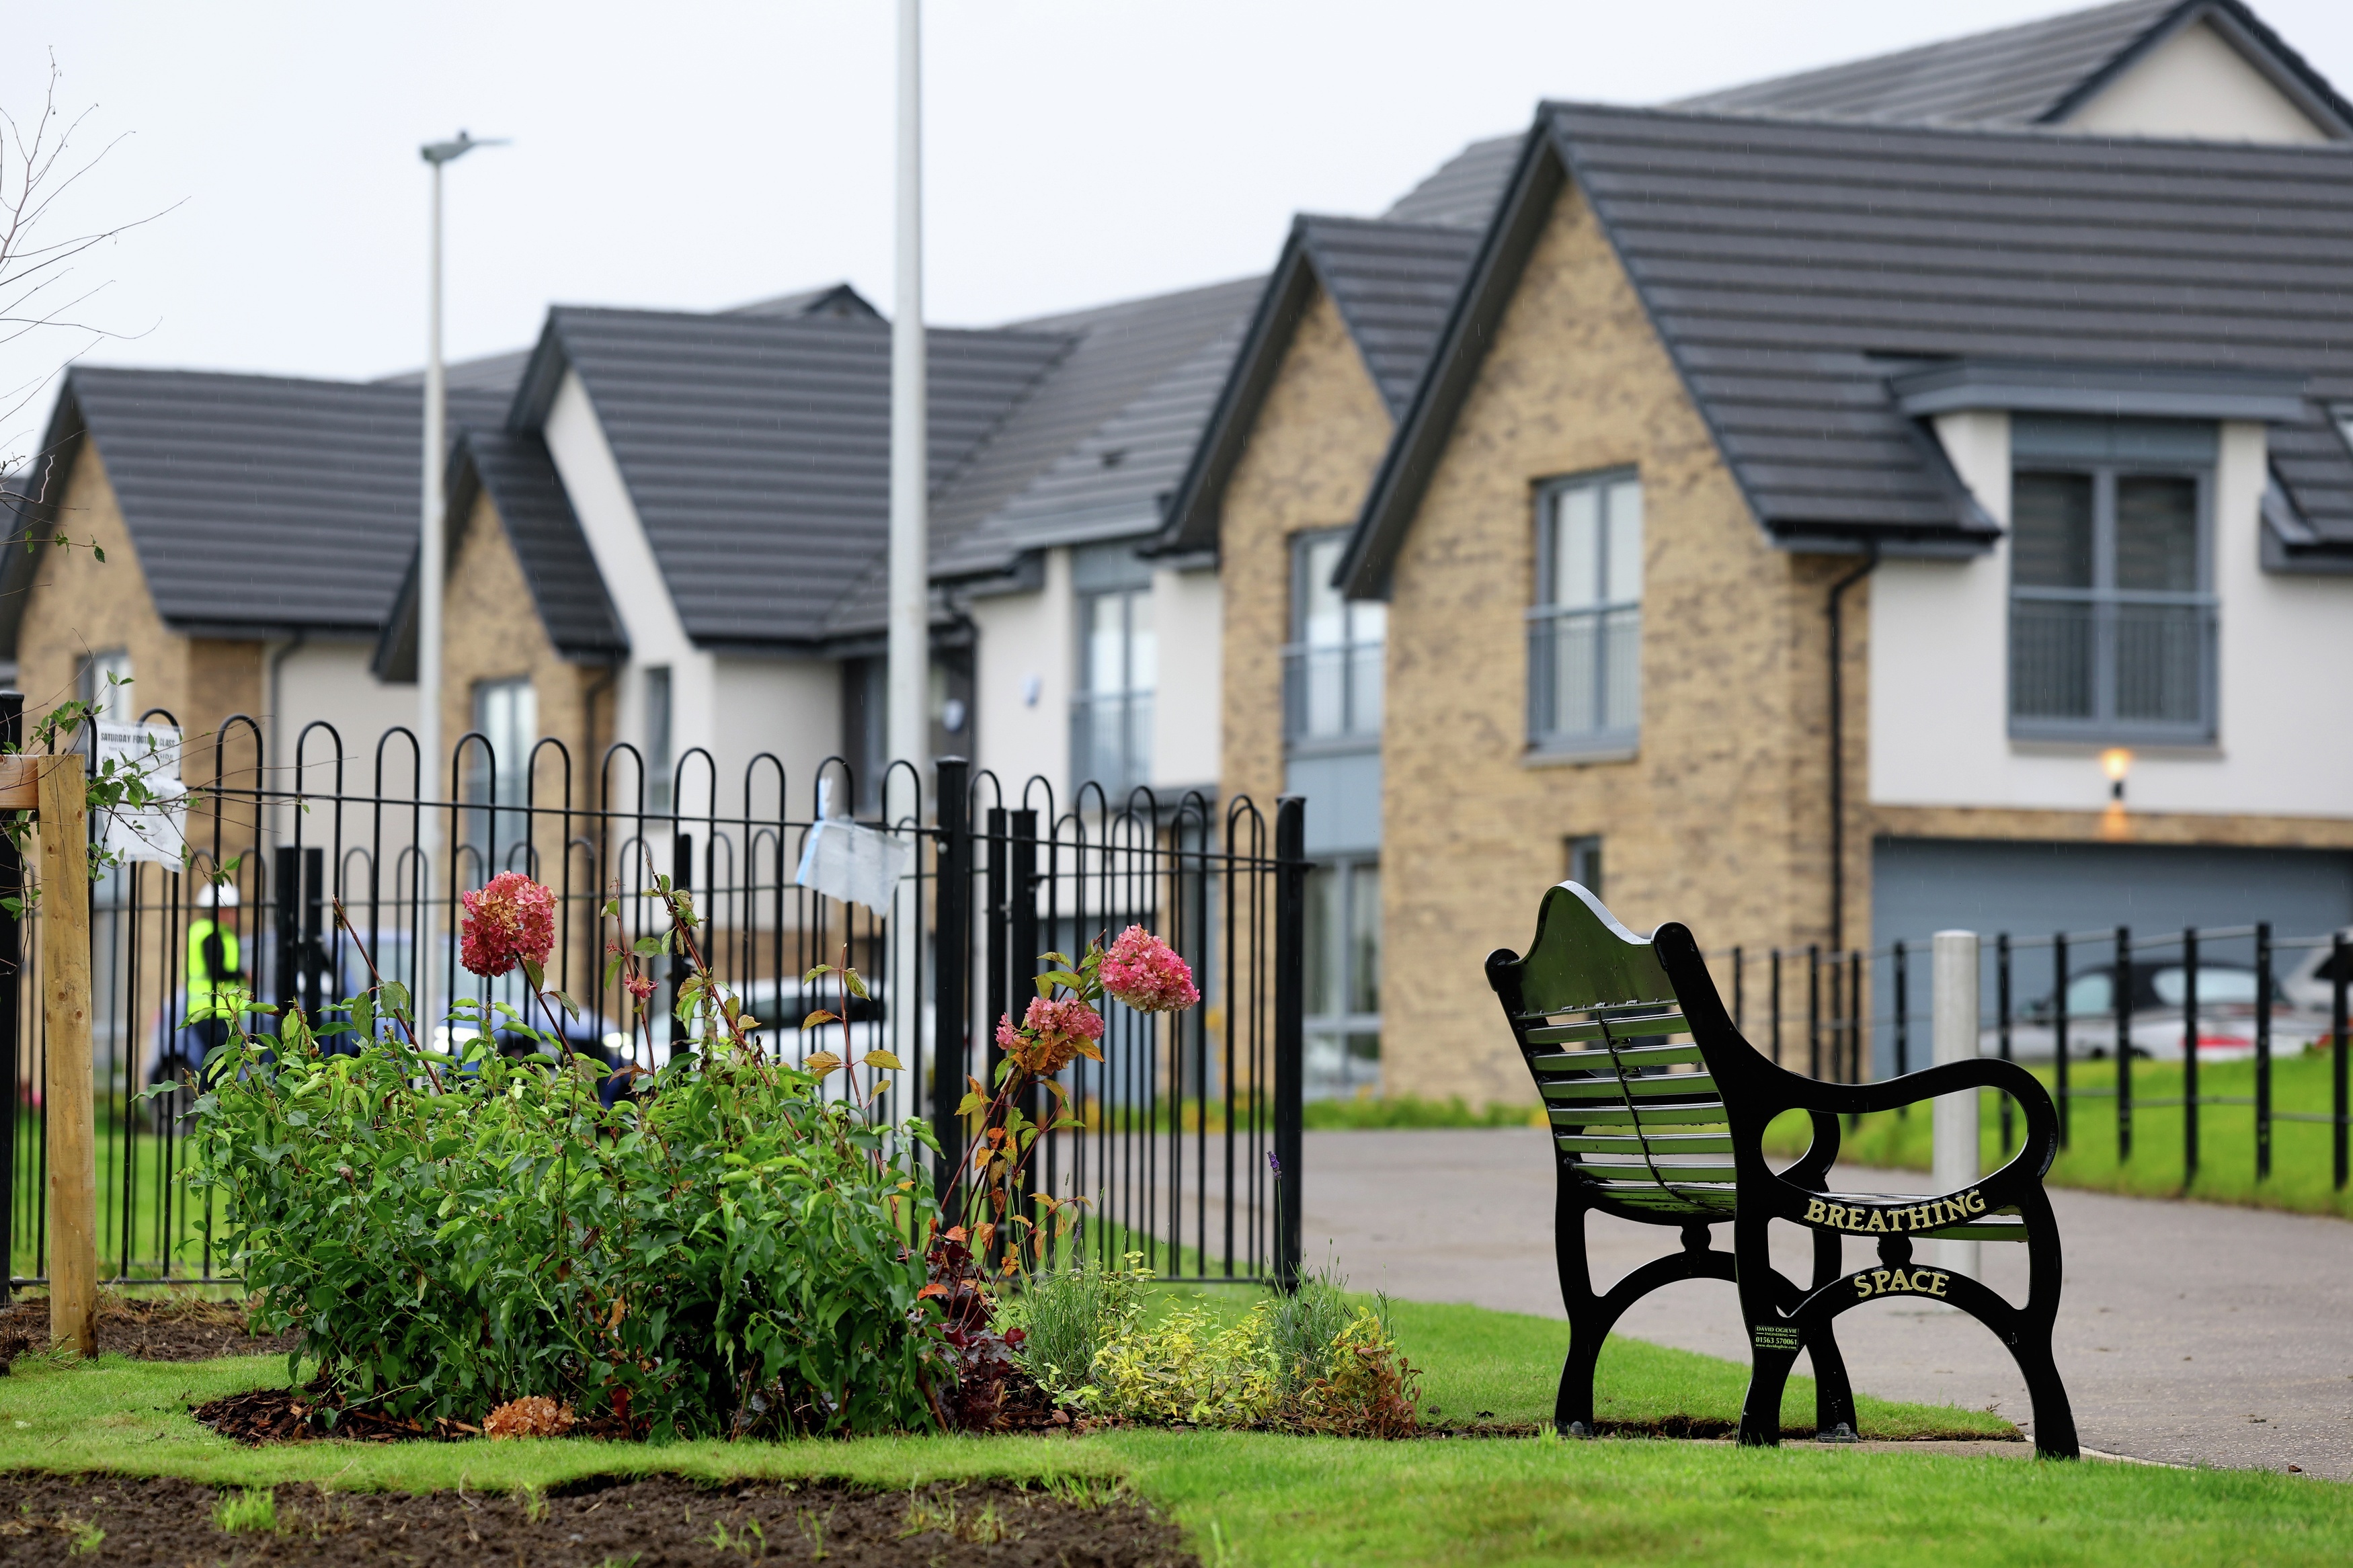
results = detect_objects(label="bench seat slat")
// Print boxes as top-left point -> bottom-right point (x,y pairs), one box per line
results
1523,1014 -> 1685,1046
1553,1132 -> 1735,1155
1543,1074 -> 1720,1102
1550,1104 -> 1728,1126
1579,1161 -> 1741,1184
1531,1043 -> 1704,1070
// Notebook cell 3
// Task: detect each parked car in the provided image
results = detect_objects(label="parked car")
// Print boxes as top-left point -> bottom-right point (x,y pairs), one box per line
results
1984,959 -> 2329,1063
2278,932 -> 2353,1021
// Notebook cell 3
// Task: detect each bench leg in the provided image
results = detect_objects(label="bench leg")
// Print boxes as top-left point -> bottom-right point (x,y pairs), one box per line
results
1806,1228 -> 1859,1438
1738,1346 -> 1799,1446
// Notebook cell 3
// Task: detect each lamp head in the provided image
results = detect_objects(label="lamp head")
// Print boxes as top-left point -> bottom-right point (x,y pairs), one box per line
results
2101,747 -> 2132,800
420,130 -> 508,167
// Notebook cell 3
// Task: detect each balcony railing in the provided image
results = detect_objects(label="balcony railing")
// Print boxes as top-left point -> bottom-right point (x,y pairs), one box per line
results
2009,593 -> 2215,741
1527,605 -> 1639,752
1281,641 -> 1383,747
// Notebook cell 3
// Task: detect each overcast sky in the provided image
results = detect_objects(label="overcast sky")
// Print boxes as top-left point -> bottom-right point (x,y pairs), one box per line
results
6,0 -> 2353,460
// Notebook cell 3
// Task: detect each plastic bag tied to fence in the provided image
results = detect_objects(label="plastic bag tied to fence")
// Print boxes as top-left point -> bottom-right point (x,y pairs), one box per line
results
791,779 -> 912,914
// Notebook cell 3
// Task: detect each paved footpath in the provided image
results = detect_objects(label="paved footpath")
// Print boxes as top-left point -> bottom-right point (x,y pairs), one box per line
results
1297,1128 -> 2353,1475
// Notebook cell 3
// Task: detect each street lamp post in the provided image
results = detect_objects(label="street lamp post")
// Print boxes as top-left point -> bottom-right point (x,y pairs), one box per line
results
417,128 -> 502,1044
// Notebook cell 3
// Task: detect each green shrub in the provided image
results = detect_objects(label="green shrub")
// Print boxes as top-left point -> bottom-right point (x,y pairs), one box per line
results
1088,1301 -> 1277,1426
1267,1266 -> 1369,1401
996,1253 -> 1152,1400
177,1010 -> 943,1438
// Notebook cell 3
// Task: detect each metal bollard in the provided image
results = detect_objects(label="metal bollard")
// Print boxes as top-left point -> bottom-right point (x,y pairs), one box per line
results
1931,930 -> 1981,1284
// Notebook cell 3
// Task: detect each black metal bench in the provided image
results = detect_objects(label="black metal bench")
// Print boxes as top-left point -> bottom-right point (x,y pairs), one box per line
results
1486,882 -> 2079,1458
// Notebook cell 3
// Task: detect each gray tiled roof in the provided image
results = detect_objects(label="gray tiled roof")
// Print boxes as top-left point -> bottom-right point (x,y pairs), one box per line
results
1382,2 -> 2351,241
0,366 -> 505,649
1344,104 -> 2353,591
1671,0 -> 2350,132
908,277 -> 1264,589
1156,217 -> 1480,557
523,307 -> 1072,650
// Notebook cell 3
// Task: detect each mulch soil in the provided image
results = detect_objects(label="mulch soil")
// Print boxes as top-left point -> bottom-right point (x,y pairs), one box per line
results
0,1296 -> 298,1364
0,1471 -> 1195,1567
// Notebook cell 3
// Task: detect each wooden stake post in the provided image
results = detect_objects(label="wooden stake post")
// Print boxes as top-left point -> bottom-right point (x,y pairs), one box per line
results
0,753 -> 95,1356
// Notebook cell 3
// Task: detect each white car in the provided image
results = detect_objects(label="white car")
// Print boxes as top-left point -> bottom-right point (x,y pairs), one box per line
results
1983,958 -> 2331,1063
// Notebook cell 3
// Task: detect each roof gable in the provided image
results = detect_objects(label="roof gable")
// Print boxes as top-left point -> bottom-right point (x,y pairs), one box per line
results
1155,218 -> 1479,558
514,306 -> 1072,650
1344,104 -> 2353,594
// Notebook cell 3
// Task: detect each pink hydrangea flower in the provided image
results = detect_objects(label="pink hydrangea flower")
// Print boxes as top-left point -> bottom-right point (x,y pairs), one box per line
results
1000,995 -> 1105,1075
460,871 -> 557,978
624,972 -> 657,1003
1099,925 -> 1200,1014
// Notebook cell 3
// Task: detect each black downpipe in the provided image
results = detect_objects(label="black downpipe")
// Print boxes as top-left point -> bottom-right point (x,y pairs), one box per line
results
1825,545 -> 1880,956
0,691 -> 19,1304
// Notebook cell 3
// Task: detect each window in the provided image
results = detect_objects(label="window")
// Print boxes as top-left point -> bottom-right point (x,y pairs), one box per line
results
2007,419 -> 2215,742
1304,858 -> 1381,1098
1284,532 -> 1384,747
1566,835 -> 1603,898
643,665 -> 674,813
80,649 -> 134,725
1529,470 -> 1641,753
468,677 -> 535,876
1071,547 -> 1154,796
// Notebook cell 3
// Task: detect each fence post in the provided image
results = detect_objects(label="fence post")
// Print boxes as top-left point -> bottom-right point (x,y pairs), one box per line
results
667,832 -> 694,1053
1769,949 -> 1782,1065
1806,944 -> 1821,1079
1931,930 -> 1981,1284
931,758 -> 971,1198
983,809 -> 1009,1091
1995,934 -> 2013,1155
2255,922 -> 2272,1184
1848,948 -> 1864,1084
1730,946 -> 1743,1035
38,753 -> 96,1356
2054,931 -> 2071,1149
1892,938 -> 1909,1094
0,691 -> 19,1305
1273,795 -> 1306,1293
2334,931 -> 2348,1192
2115,925 -> 2132,1163
2182,927 -> 2200,1186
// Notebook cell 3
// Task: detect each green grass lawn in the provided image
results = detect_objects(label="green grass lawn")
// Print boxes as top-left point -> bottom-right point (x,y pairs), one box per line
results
1763,1053 -> 2353,1220
3,1290 -> 2344,1566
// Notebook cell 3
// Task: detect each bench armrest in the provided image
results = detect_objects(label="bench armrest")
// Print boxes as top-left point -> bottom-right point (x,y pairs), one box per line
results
1778,1055 -> 2061,1184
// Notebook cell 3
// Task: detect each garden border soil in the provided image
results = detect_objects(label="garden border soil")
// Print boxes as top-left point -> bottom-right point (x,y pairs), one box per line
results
0,1471 -> 1195,1567
0,1296 -> 297,1364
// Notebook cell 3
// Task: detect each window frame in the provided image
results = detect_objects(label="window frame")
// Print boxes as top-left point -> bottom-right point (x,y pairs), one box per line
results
467,675 -> 536,877
2006,456 -> 2218,745
1302,853 -> 1382,1098
1282,529 -> 1385,752
1528,467 -> 1642,757
1070,582 -> 1154,796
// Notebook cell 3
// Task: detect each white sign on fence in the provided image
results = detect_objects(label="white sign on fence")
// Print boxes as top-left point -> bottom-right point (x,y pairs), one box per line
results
92,720 -> 189,866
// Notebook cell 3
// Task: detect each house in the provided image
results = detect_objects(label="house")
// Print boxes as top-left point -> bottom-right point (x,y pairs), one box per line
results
0,368 -> 503,809
374,275 -> 1264,848
1164,0 -> 2353,1101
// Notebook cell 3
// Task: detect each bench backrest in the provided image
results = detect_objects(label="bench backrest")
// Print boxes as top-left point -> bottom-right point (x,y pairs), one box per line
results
1486,882 -> 1737,1220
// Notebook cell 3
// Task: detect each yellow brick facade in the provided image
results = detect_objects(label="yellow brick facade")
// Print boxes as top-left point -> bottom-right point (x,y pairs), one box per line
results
1216,287 -> 1396,822
438,487 -> 613,884
15,442 -> 266,837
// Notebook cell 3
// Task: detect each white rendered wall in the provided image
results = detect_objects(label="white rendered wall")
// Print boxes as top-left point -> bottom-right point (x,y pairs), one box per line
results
710,655 -> 840,820
2064,21 -> 2331,142
1150,561 -> 1222,793
270,640 -> 423,786
968,546 -> 1073,806
543,369 -> 713,804
1870,415 -> 2353,821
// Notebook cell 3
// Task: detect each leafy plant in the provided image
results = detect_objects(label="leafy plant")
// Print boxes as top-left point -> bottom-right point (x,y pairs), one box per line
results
163,874 -> 949,1438
1267,1265 -> 1365,1403
996,1252 -> 1153,1401
1088,1301 -> 1278,1427
1278,1307 -> 1423,1438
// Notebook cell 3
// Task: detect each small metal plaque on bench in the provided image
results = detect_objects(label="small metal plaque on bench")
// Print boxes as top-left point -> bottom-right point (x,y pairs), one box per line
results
1750,1323 -> 1802,1352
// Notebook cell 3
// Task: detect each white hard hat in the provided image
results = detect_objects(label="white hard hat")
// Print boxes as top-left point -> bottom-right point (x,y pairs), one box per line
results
194,880 -> 239,909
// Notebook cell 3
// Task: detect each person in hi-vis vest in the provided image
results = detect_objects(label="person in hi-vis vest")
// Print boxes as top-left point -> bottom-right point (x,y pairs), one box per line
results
174,880 -> 245,1077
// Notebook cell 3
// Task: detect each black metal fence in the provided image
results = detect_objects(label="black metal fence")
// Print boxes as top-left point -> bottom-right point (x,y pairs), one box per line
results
1713,925 -> 2353,1187
3,711 -> 1306,1294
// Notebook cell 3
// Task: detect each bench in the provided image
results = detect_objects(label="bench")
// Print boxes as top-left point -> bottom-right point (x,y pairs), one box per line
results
1485,882 -> 2079,1458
